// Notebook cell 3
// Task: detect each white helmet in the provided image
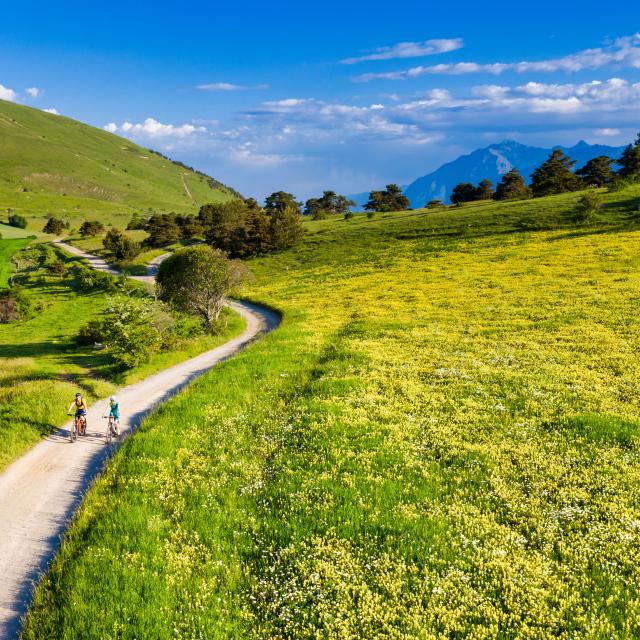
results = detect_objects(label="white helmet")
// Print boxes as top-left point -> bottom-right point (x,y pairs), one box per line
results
110,396 -> 117,403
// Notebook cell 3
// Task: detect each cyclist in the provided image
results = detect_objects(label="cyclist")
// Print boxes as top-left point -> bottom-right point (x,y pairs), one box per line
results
103,396 -> 120,436
68,392 -> 88,435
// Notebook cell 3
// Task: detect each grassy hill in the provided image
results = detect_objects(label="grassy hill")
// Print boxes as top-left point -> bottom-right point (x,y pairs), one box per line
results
23,185 -> 640,638
0,99 -> 237,232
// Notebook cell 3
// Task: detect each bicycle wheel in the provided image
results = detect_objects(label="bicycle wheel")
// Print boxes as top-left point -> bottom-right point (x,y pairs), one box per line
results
70,420 -> 77,442
106,419 -> 112,444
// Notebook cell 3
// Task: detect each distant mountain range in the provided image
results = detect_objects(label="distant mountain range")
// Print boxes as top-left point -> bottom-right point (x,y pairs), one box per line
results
350,140 -> 626,209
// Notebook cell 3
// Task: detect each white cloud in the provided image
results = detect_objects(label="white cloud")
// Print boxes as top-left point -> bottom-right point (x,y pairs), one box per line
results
43,108 -> 60,115
197,82 -> 269,91
341,38 -> 463,64
0,84 -> 17,102
596,127 -> 622,136
353,32 -> 640,81
104,117 -> 206,139
26,87 -> 41,98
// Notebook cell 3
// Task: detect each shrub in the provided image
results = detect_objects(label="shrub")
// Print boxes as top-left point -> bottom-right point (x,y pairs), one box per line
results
426,200 -> 444,209
79,220 -> 105,237
573,190 -> 601,224
0,286 -> 33,322
8,214 -> 28,229
344,211 -> 355,220
43,217 -> 65,235
366,211 -> 376,219
76,320 -> 105,346
103,229 -> 141,261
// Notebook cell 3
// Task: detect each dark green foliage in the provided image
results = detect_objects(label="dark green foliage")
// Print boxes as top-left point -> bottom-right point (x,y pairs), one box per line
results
364,184 -> 410,212
42,217 -> 65,235
344,211 -> 355,220
175,214 -> 204,238
426,199 -> 444,209
76,320 -> 105,346
201,198 -> 303,258
157,245 -> 248,329
126,213 -> 146,230
450,182 -> 478,204
576,156 -> 614,187
8,213 -> 27,229
46,260 -> 67,278
79,220 -> 105,237
304,191 -> 355,216
494,169 -> 532,201
573,190 -> 601,224
476,179 -> 494,200
144,213 -> 181,247
265,191 -> 302,215
617,133 -> 640,179
530,149 -> 582,197
103,228 -> 141,261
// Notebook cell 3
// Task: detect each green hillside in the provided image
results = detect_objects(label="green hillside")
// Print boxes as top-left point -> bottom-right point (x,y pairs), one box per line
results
0,100 -> 237,232
24,185 -> 640,638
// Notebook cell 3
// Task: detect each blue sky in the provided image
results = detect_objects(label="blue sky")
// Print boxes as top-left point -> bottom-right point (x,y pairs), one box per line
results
1,0 -> 639,199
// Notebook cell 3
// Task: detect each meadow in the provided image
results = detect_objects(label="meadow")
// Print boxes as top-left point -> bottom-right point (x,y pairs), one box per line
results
0,99 -> 235,231
0,241 -> 244,470
22,185 -> 640,638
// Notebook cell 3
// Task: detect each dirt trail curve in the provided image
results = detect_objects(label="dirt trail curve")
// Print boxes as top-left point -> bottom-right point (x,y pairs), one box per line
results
0,241 -> 280,639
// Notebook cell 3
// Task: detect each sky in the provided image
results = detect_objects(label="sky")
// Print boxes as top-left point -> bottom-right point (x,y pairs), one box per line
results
1,0 -> 640,200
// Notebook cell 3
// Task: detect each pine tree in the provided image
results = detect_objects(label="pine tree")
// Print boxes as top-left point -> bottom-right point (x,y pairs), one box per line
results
493,169 -> 531,201
475,179 -> 494,200
618,133 -> 640,179
576,156 -> 614,187
530,149 -> 581,197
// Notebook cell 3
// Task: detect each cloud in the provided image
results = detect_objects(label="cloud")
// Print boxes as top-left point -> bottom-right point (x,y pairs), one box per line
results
0,84 -> 17,102
595,127 -> 622,136
341,38 -> 463,64
104,117 -> 206,139
197,82 -> 269,91
353,32 -> 640,81
26,87 -> 41,98
43,108 -> 60,115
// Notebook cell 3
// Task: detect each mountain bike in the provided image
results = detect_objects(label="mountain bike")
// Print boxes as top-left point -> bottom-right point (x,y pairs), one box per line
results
68,412 -> 86,441
104,415 -> 118,444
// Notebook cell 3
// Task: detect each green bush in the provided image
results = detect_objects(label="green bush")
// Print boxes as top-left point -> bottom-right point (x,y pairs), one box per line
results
8,214 -> 28,229
573,190 -> 601,224
76,320 -> 105,346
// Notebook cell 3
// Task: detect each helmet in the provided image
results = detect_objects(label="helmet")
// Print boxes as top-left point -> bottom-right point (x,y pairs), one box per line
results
110,396 -> 117,403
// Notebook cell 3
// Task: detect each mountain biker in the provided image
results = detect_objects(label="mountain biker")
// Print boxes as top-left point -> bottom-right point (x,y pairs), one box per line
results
103,396 -> 120,436
68,392 -> 88,434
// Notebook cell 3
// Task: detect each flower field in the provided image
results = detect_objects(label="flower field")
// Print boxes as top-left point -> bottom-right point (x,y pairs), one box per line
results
23,187 -> 640,638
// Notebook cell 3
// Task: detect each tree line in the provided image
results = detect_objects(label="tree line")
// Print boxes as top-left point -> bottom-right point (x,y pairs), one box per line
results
449,133 -> 640,205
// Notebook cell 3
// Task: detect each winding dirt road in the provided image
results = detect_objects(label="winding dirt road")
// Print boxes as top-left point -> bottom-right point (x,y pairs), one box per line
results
0,242 -> 280,638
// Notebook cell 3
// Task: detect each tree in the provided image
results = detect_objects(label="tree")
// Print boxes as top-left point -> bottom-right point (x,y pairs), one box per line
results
530,149 -> 582,197
304,191 -> 355,217
618,133 -> 640,179
46,260 -> 67,278
475,179 -> 494,200
79,220 -> 105,237
364,184 -> 410,212
127,213 -> 146,230
103,228 -> 141,261
269,205 -> 304,251
8,214 -> 27,229
426,199 -> 444,209
493,169 -> 532,201
175,214 -> 204,238
304,197 -> 322,217
144,214 -> 181,247
573,190 -> 601,224
450,182 -> 477,204
575,156 -> 614,187
264,191 -> 302,215
157,245 -> 248,329
43,217 -> 65,235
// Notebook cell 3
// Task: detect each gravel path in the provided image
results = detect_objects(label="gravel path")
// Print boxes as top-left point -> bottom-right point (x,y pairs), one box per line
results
0,242 -> 280,638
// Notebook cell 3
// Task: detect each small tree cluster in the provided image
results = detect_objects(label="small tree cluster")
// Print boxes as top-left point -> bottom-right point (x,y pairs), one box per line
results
304,191 -> 355,218
199,194 -> 304,258
8,214 -> 27,229
143,213 -> 204,247
79,220 -> 105,237
493,169 -> 532,201
530,149 -> 582,197
364,184 -> 410,212
43,217 -> 66,235
103,228 -> 141,261
450,179 -> 494,204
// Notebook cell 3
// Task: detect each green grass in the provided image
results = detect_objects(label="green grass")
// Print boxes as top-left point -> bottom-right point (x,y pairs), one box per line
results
0,237 -> 31,286
22,184 -> 640,638
0,99 -> 236,232
0,222 -> 38,239
0,244 -> 245,471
